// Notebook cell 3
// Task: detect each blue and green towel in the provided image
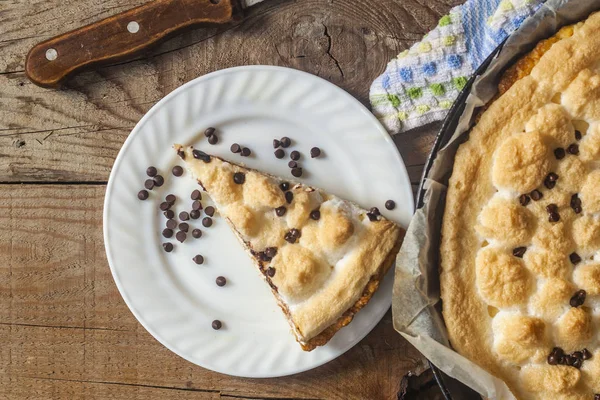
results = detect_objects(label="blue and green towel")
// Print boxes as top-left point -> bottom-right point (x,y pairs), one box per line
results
370,0 -> 544,134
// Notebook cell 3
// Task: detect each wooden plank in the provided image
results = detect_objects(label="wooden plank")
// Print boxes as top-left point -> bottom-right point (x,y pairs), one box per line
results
0,0 -> 451,183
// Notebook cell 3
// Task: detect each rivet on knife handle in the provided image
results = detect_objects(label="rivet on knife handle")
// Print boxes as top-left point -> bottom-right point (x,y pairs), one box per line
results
25,0 -> 235,88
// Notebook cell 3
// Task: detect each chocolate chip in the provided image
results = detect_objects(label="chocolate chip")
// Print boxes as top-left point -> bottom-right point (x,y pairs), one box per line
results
193,255 -> 204,265
162,229 -> 173,238
265,247 -> 277,258
564,355 -> 576,366
179,211 -> 190,221
310,147 -> 321,158
285,191 -> 293,204
257,251 -> 271,262
153,175 -> 164,187
574,206 -> 583,215
549,212 -> 560,223
595,395 -> 600,400
367,212 -> 379,221
575,130 -> 582,140
567,144 -> 579,155
288,160 -> 297,169
202,217 -> 213,227
582,349 -> 592,360
164,210 -> 175,219
191,190 -> 202,200
205,127 -> 216,137
547,354 -> 558,365
233,172 -> 245,184
212,320 -> 222,330
570,194 -> 582,214
267,267 -> 276,277
159,202 -> 171,211
570,252 -> 582,265
275,206 -> 287,217
548,172 -> 558,182
554,148 -> 566,160
284,228 -> 301,243
190,210 -> 201,219
370,207 -> 381,216
177,149 -> 185,159
207,134 -> 218,145
179,223 -> 189,232
512,247 -> 527,258
230,143 -> 241,153
572,358 -> 583,369
572,351 -> 583,360
280,137 -> 291,148
310,209 -> 320,220
519,194 -> 531,206
144,179 -> 155,190
204,206 -> 215,217
274,149 -> 285,159
279,182 -> 289,192
546,204 -> 558,213
162,243 -> 174,252
290,150 -> 300,161
172,166 -> 183,177
165,194 -> 176,204
146,166 -> 158,177
192,149 -> 211,163
192,229 -> 202,239
176,231 -> 187,243
569,289 -> 586,307
138,190 -> 149,200
530,190 -> 543,201
240,147 -> 251,157
273,139 -> 281,148
544,176 -> 556,189
552,347 -> 565,358
385,200 -> 396,210
291,167 -> 303,177
166,219 -> 177,229
216,276 -> 226,286
192,200 -> 202,210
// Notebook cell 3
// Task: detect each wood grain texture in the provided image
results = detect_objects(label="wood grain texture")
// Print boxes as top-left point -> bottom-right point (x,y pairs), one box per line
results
0,0 -> 461,398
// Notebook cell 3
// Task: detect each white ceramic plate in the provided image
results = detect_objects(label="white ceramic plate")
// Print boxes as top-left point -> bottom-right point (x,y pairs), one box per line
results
104,66 -> 414,378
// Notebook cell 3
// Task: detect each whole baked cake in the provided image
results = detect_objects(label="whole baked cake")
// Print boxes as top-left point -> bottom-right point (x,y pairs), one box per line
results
441,12 -> 600,400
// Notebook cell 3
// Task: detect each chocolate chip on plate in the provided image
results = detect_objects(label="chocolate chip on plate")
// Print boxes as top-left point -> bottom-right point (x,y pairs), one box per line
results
554,148 -> 566,160
138,190 -> 149,200
204,127 -> 216,137
202,217 -> 213,227
159,202 -> 171,211
290,150 -> 300,161
166,194 -> 176,204
216,276 -> 226,286
275,206 -> 287,217
207,134 -> 218,145
162,243 -> 173,252
191,189 -> 202,200
267,267 -> 276,277
279,182 -> 289,192
273,139 -> 281,148
204,206 -> 215,217
240,147 -> 251,157
172,166 -> 183,177
530,190 -> 543,201
291,167 -> 303,177
575,130 -> 582,140
153,175 -> 164,187
166,219 -> 177,229
385,200 -> 396,210
230,143 -> 241,153
274,149 -> 285,159
519,194 -> 531,206
310,147 -> 321,158
193,255 -> 204,265
288,160 -> 298,169
567,144 -> 579,155
179,211 -> 190,221
164,210 -> 175,219
144,179 -> 155,190
280,137 -> 291,148
285,191 -> 294,204
192,149 -> 211,163
212,320 -> 222,330
233,172 -> 245,184
176,231 -> 187,243
190,210 -> 201,219
569,289 -> 586,307
192,229 -> 202,239
512,247 -> 527,258
146,166 -> 158,177
179,223 -> 189,232
192,200 -> 202,210
310,209 -> 320,220
162,229 -> 173,238
569,252 -> 582,265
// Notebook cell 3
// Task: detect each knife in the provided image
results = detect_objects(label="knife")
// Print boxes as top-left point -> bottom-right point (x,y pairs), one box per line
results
25,0 -> 265,88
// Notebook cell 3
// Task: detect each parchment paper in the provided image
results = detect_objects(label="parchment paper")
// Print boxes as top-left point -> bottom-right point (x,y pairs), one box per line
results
392,1 -> 600,398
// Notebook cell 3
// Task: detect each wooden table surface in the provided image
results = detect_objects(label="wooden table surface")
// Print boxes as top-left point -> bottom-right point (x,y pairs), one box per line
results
1,0 -> 461,398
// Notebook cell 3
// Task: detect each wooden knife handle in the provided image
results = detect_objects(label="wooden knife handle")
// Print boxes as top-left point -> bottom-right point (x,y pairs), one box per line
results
26,0 -> 236,88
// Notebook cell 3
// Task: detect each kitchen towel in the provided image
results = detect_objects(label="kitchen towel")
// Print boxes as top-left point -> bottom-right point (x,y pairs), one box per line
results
370,0 -> 545,134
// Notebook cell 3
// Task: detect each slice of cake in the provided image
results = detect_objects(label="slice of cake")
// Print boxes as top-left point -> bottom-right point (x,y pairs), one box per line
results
175,144 -> 404,351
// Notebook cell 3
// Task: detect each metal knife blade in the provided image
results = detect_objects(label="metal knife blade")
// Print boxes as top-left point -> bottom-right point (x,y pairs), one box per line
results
240,0 -> 266,9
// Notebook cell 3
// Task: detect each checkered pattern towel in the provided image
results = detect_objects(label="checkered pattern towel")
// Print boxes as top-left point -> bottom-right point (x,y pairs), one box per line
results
370,0 -> 544,134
